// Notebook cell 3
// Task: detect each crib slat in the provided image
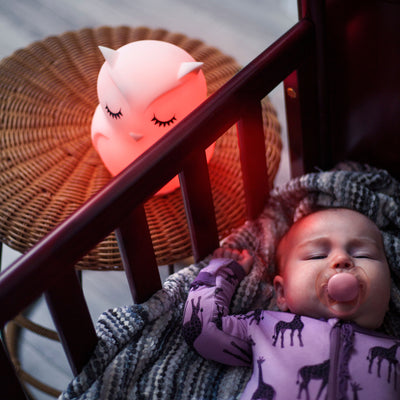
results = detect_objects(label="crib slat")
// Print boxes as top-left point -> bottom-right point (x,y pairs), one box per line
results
237,99 -> 270,220
0,340 -> 28,399
179,151 -> 219,261
45,267 -> 97,376
116,205 -> 162,303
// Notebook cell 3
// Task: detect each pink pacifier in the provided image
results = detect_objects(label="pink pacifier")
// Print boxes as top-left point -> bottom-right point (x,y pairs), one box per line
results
315,267 -> 369,317
327,273 -> 359,302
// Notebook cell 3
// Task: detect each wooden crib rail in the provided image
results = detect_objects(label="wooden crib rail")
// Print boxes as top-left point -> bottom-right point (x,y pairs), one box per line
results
0,19 -> 315,399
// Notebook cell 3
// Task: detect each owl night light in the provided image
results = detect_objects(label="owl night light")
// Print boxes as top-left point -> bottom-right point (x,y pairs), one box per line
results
91,40 -> 213,194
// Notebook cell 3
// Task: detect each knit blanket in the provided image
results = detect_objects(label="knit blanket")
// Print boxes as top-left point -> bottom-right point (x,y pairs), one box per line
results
60,163 -> 400,400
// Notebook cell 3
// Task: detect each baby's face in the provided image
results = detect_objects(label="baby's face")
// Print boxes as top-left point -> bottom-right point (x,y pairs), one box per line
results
274,208 -> 391,329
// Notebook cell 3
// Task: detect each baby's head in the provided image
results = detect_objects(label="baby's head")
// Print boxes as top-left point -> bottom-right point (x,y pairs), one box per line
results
273,208 -> 391,330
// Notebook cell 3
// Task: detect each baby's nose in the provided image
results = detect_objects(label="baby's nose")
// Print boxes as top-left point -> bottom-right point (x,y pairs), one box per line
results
331,254 -> 354,270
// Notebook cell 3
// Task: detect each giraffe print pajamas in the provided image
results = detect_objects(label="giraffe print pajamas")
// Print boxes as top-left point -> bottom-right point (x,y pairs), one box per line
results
183,258 -> 399,399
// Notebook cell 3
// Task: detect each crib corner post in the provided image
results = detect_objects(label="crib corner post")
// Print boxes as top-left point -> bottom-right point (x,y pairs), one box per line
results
289,0 -> 332,175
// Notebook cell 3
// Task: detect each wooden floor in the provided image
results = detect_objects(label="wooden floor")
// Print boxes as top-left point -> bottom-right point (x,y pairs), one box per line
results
0,1 -> 298,398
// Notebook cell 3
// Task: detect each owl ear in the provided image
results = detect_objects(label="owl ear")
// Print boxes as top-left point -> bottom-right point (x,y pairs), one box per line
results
99,46 -> 119,67
177,62 -> 203,80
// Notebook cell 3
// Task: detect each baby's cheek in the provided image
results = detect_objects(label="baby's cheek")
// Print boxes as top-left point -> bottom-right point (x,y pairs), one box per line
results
285,286 -> 308,311
353,277 -> 390,329
287,281 -> 322,315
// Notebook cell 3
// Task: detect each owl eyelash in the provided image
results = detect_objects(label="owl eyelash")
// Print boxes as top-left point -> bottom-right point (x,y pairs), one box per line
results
152,114 -> 176,127
105,105 -> 123,119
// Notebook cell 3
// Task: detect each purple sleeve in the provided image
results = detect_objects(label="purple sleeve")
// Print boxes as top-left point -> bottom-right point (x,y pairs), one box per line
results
182,258 -> 252,367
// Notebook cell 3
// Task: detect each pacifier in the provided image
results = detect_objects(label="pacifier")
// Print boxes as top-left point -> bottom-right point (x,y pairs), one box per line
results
328,273 -> 359,302
315,267 -> 369,317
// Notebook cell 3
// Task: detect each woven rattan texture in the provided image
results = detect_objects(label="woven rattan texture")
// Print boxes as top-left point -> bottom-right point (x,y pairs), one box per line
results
0,26 -> 282,269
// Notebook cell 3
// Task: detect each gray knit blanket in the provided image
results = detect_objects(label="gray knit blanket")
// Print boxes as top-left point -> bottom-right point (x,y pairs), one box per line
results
60,163 -> 400,400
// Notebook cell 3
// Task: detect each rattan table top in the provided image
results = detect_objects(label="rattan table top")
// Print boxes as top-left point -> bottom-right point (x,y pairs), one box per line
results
0,26 -> 281,270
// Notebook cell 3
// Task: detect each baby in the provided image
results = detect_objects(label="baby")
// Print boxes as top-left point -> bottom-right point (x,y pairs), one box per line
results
183,208 -> 398,399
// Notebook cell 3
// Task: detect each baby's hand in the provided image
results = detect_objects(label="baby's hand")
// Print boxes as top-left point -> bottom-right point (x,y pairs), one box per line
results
213,247 -> 254,275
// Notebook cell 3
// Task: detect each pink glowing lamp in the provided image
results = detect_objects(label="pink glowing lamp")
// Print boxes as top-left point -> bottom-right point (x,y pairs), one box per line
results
91,40 -> 214,194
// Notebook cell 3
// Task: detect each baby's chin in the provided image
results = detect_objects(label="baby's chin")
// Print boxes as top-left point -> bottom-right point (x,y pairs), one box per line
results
287,302 -> 361,324
324,300 -> 362,320
343,310 -> 385,330
286,303 -> 333,322
300,303 -> 385,331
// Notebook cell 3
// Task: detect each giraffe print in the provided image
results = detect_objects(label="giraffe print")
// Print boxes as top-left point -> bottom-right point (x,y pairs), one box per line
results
296,359 -> 330,400
350,381 -> 362,400
272,315 -> 304,348
251,357 -> 276,400
238,309 -> 264,326
223,340 -> 252,364
212,303 -> 224,330
367,342 -> 400,389
182,297 -> 203,346
224,270 -> 238,285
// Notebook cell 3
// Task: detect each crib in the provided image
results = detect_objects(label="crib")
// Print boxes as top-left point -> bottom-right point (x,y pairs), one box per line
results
1,0 -> 400,398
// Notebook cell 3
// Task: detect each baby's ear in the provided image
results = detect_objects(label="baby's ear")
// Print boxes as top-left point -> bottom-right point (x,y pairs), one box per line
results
273,275 -> 289,311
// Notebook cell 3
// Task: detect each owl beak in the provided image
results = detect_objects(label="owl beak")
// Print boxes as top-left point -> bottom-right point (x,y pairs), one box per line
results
129,132 -> 144,142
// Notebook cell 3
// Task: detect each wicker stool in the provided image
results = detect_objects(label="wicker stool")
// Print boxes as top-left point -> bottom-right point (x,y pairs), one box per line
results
0,26 -> 281,397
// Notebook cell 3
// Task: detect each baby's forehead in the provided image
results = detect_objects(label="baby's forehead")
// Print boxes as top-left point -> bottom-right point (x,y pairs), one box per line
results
283,208 -> 382,246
